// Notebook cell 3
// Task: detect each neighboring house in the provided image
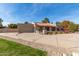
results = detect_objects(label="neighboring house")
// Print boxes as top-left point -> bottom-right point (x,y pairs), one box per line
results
18,23 -> 56,34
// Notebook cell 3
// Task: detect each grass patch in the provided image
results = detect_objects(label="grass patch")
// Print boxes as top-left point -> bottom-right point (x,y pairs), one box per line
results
0,38 -> 47,56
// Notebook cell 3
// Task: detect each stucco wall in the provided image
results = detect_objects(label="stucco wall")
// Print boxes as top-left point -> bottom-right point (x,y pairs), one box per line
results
18,24 -> 34,33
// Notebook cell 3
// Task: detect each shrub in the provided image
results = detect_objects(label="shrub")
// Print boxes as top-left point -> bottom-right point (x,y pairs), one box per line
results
8,24 -> 17,29
47,31 -> 53,35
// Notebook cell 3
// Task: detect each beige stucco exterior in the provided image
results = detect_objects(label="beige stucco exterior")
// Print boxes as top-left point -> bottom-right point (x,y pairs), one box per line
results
18,24 -> 34,33
18,23 -> 56,33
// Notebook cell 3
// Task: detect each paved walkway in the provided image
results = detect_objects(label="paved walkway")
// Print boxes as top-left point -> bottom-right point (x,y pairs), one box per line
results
0,33 -> 79,55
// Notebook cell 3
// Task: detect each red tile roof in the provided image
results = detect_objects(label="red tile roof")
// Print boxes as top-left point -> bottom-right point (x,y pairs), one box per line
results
35,23 -> 55,27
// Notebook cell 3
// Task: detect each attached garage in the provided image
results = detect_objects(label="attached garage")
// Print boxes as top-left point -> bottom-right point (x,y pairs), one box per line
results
18,24 -> 34,33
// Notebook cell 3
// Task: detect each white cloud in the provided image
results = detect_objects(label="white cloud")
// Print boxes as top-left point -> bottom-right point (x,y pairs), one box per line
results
2,22 -> 10,26
0,4 -> 16,25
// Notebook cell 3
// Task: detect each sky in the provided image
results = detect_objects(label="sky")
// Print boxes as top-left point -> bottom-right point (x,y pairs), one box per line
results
0,3 -> 79,26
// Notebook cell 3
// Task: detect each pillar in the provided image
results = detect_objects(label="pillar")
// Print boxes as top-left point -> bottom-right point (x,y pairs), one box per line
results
42,27 -> 45,34
49,27 -> 52,32
33,23 -> 36,33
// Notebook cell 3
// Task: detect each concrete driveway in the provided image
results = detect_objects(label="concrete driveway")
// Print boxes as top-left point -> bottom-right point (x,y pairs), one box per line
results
0,33 -> 79,55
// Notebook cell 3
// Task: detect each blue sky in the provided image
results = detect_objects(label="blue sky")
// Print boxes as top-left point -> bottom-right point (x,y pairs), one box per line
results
0,3 -> 79,26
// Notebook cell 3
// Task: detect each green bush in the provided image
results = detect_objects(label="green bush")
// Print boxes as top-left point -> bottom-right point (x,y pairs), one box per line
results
52,31 -> 65,34
47,31 -> 68,35
8,24 -> 17,29
57,31 -> 64,34
52,31 -> 58,34
47,31 -> 53,35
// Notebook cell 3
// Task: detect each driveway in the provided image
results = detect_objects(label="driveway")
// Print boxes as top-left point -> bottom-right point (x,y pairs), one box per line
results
0,33 -> 79,55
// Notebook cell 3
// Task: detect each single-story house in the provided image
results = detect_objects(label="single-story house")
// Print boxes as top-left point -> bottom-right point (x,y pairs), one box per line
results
18,23 -> 56,34
18,23 -> 34,33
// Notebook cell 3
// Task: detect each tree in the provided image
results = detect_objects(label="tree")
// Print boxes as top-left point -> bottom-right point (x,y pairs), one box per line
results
61,20 -> 70,27
42,18 -> 50,23
0,18 -> 3,28
8,24 -> 17,29
60,20 -> 77,32
24,21 -> 29,24
56,22 -> 61,27
74,24 -> 79,31
56,21 -> 63,31
69,22 -> 77,32
60,20 -> 70,32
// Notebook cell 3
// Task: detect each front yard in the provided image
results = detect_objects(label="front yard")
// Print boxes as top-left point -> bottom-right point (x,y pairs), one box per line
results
0,38 -> 47,56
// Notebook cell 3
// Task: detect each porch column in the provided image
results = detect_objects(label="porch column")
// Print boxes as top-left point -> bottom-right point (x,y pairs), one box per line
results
49,27 -> 52,32
33,23 -> 37,33
55,27 -> 58,31
42,27 -> 45,34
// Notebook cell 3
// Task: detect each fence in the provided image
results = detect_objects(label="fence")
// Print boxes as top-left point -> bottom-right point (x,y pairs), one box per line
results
0,28 -> 18,32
